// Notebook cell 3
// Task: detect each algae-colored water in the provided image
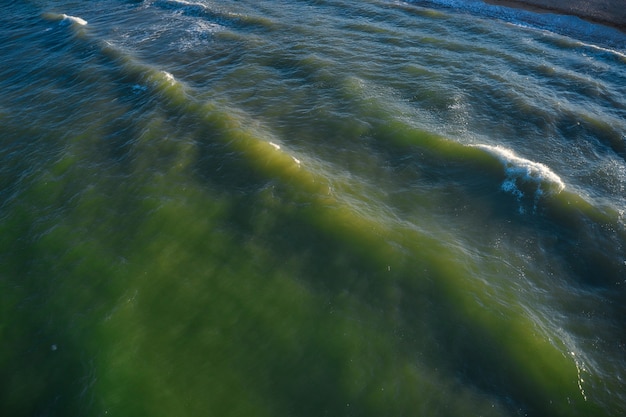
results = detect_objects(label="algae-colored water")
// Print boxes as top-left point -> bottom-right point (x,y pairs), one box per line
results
1,1 -> 625,416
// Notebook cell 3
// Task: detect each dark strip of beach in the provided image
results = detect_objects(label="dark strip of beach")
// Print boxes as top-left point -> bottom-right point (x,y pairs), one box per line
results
485,0 -> 626,32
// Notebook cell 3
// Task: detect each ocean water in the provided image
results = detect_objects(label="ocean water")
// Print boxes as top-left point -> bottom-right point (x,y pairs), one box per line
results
1,1 -> 625,416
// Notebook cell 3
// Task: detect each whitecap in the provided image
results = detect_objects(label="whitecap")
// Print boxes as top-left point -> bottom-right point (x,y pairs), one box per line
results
42,12 -> 88,26
162,71 -> 176,84
61,14 -> 88,26
474,144 -> 565,192
575,41 -> 626,60
153,0 -> 209,16
472,144 -> 565,213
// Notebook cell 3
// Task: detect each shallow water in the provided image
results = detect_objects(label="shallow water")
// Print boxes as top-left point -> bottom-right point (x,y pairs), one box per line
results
1,1 -> 625,416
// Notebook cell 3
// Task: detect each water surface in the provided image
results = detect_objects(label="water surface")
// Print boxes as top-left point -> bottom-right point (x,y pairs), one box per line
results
1,1 -> 625,416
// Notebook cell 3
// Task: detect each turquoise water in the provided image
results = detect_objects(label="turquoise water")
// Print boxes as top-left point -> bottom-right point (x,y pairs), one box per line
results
1,1 -> 625,416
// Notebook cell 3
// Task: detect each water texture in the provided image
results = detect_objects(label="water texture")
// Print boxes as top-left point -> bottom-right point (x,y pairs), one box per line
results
1,1 -> 625,416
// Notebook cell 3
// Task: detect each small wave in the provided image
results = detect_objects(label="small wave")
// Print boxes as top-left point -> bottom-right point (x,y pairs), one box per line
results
149,0 -> 235,40
160,71 -> 176,85
150,0 -> 274,32
151,0 -> 232,23
95,39 -> 311,191
472,144 -> 564,211
152,0 -> 209,15
575,40 -> 626,61
62,14 -> 87,26
43,12 -> 88,26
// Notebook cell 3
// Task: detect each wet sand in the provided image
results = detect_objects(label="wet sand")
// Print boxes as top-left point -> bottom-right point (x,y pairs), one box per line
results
485,0 -> 626,32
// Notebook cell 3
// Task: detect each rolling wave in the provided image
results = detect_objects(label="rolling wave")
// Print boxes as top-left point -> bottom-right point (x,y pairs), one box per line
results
472,143 -> 564,212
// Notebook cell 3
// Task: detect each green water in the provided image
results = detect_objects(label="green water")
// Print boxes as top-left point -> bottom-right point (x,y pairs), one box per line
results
0,122 -> 589,416
1,1 -> 626,416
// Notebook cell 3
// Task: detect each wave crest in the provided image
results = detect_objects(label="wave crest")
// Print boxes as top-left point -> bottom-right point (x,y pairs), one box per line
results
473,144 -> 565,212
43,12 -> 88,26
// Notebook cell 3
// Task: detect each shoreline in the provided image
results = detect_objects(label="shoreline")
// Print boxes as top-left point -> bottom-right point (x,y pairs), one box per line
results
483,0 -> 626,33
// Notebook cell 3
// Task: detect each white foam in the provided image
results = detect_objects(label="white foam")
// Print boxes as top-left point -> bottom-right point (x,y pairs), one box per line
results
473,144 -> 564,212
61,14 -> 88,26
267,141 -> 302,166
42,12 -> 88,26
160,0 -> 206,8
153,0 -> 209,15
475,144 -> 564,190
575,41 -> 626,60
161,71 -> 176,85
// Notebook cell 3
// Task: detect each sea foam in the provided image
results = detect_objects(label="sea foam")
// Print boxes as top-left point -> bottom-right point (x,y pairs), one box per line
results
62,14 -> 88,26
42,12 -> 88,26
473,144 -> 565,212
153,0 -> 210,16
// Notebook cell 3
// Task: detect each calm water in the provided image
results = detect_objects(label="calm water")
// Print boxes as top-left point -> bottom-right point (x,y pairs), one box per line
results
1,1 -> 625,416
